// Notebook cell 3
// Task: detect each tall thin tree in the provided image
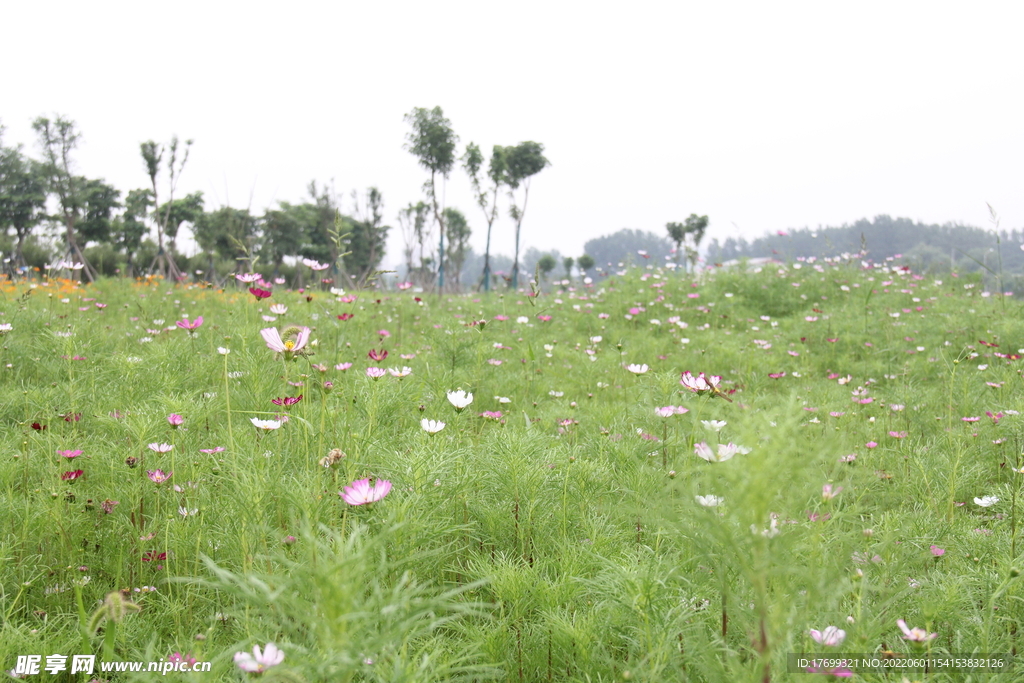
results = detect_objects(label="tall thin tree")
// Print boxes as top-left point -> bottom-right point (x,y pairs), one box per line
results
31,116 -> 97,281
141,136 -> 193,281
504,141 -> 549,290
462,142 -> 506,291
403,107 -> 458,292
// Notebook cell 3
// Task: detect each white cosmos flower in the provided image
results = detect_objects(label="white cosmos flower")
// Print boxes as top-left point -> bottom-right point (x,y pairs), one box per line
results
627,363 -> 649,375
217,347 -> 231,355
494,396 -> 511,404
701,420 -> 727,431
695,441 -> 749,462
447,389 -> 474,410
420,419 -> 446,434
974,495 -> 999,507
516,316 -> 529,324
251,418 -> 282,431
695,495 -> 724,507
388,366 -> 413,378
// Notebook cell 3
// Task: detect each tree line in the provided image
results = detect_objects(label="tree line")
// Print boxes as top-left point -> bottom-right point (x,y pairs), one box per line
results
1,109 -> 708,290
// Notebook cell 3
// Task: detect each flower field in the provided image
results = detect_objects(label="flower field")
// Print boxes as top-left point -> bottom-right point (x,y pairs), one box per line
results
2,257 -> 1023,682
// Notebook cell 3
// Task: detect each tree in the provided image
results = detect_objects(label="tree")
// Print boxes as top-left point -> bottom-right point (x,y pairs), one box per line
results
577,253 -> 595,281
158,192 -> 204,254
404,107 -> 458,292
301,181 -> 342,273
140,136 -> 194,280
262,201 -> 314,275
537,254 -> 556,283
397,201 -> 430,284
583,229 -> 673,272
193,206 -> 259,270
113,189 -> 152,276
345,187 -> 390,286
76,178 -> 121,245
443,207 -> 471,287
666,222 -> 686,264
562,256 -> 574,280
462,142 -> 507,291
0,144 -> 47,269
32,115 -> 97,281
503,141 -> 549,289
682,213 -> 709,272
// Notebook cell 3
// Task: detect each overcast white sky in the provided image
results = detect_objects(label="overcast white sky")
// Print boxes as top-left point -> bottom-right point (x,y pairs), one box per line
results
2,1 -> 1022,267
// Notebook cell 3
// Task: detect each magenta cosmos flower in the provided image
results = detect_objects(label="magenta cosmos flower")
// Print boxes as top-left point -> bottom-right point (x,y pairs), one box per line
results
167,414 -> 183,427
58,449 -> 83,459
175,316 -> 203,332
234,643 -> 284,672
260,327 -> 311,358
339,478 -> 392,506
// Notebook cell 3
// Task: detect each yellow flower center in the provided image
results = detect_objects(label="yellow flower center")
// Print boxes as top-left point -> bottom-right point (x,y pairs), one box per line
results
284,340 -> 295,350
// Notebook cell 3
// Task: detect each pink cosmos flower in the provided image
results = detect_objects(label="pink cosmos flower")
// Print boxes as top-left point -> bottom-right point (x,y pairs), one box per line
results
61,469 -> 84,481
302,258 -> 329,271
865,441 -> 878,448
680,371 -> 721,395
235,273 -> 262,283
368,348 -> 388,361
260,327 -> 311,355
655,406 -> 689,417
271,395 -> 303,406
335,362 -> 353,371
480,411 -> 503,420
234,643 -> 285,673
889,431 -> 907,438
961,416 -> 981,422
147,469 -> 172,484
149,442 -> 173,453
822,484 -> 842,501
175,316 -> 203,332
377,329 -> 391,338
896,618 -> 937,642
366,367 -> 386,379
248,286 -> 272,300
200,446 -> 225,454
809,626 -> 846,646
58,449 -> 83,459
339,478 -> 392,505
930,545 -> 945,557
167,414 -> 183,427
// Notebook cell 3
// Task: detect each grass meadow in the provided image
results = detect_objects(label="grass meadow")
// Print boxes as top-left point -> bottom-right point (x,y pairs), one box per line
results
2,256 -> 1024,682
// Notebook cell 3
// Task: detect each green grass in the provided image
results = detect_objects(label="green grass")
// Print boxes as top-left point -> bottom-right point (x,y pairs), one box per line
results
1,260 -> 1023,682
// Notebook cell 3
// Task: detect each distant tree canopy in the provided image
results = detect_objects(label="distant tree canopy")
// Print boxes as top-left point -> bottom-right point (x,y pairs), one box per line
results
583,229 -> 673,273
704,215 -> 1024,274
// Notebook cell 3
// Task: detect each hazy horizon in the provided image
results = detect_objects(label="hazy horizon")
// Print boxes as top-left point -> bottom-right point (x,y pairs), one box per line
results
3,1 -> 1021,269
